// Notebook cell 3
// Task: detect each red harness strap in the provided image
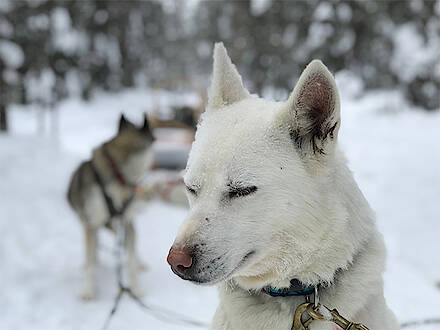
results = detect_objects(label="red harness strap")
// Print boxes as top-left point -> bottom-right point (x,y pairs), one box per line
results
103,148 -> 132,187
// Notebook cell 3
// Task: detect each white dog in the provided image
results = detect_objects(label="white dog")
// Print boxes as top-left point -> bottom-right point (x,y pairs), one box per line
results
167,43 -> 399,330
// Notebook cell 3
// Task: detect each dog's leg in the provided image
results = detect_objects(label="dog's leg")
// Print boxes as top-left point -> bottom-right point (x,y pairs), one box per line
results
130,221 -> 147,271
80,225 -> 98,300
125,221 -> 145,297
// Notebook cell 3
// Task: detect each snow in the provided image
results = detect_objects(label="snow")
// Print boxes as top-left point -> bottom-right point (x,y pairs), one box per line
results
313,2 -> 334,21
51,7 -> 88,56
1,86 -> 440,330
27,13 -> 50,31
307,23 -> 334,50
391,23 -> 440,83
1,91 -> 216,330
0,17 -> 13,38
335,3 -> 352,23
0,39 -> 24,68
0,0 -> 12,13
250,0 -> 273,16
24,68 -> 56,103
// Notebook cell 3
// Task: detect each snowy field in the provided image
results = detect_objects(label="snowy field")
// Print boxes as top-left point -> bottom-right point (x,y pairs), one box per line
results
1,86 -> 439,330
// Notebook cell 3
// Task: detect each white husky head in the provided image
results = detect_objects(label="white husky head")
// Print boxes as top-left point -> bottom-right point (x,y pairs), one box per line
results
168,43 -> 372,290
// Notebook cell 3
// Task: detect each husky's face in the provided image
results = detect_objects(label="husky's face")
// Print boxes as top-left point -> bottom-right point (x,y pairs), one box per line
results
112,114 -> 155,178
169,43 -> 345,288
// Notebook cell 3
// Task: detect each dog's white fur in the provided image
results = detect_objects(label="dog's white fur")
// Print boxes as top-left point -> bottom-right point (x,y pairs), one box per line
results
172,43 -> 399,329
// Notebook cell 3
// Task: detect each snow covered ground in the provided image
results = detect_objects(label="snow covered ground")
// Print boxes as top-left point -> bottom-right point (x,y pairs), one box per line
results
1,87 -> 439,330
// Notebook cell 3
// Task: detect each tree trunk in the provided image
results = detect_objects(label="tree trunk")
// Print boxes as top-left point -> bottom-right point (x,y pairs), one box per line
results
0,104 -> 7,132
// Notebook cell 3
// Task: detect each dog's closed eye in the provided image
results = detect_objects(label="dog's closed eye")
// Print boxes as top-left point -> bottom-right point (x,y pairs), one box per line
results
228,185 -> 258,199
185,185 -> 198,196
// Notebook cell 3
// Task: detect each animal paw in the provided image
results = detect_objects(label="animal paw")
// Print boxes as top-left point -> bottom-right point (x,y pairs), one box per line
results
79,286 -> 97,301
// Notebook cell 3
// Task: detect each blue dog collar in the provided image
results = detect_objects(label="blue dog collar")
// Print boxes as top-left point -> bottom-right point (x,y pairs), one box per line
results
264,279 -> 315,297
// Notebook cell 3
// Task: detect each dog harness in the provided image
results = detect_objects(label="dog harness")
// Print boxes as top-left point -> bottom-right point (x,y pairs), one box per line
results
89,148 -> 135,228
102,147 -> 132,187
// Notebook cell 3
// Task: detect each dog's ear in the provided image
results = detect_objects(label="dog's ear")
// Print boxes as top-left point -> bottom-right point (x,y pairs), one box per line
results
118,113 -> 135,132
207,42 -> 250,111
141,112 -> 154,139
286,60 -> 340,155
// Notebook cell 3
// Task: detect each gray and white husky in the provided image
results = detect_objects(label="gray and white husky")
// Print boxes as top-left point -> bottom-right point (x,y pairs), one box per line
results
68,114 -> 155,300
167,43 -> 399,329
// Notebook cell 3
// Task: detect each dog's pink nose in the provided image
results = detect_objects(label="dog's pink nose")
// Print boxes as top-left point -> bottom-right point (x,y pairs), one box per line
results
167,246 -> 193,269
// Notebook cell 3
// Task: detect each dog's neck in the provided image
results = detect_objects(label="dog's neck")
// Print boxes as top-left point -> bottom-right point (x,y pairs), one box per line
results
102,147 -> 133,187
233,153 -> 376,293
92,146 -> 136,188
261,240 -> 367,299
230,234 -> 370,309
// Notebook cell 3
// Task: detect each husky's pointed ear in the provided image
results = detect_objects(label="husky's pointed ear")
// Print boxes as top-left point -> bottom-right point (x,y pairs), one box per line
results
286,60 -> 340,155
141,112 -> 154,139
118,113 -> 134,132
207,42 -> 250,110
